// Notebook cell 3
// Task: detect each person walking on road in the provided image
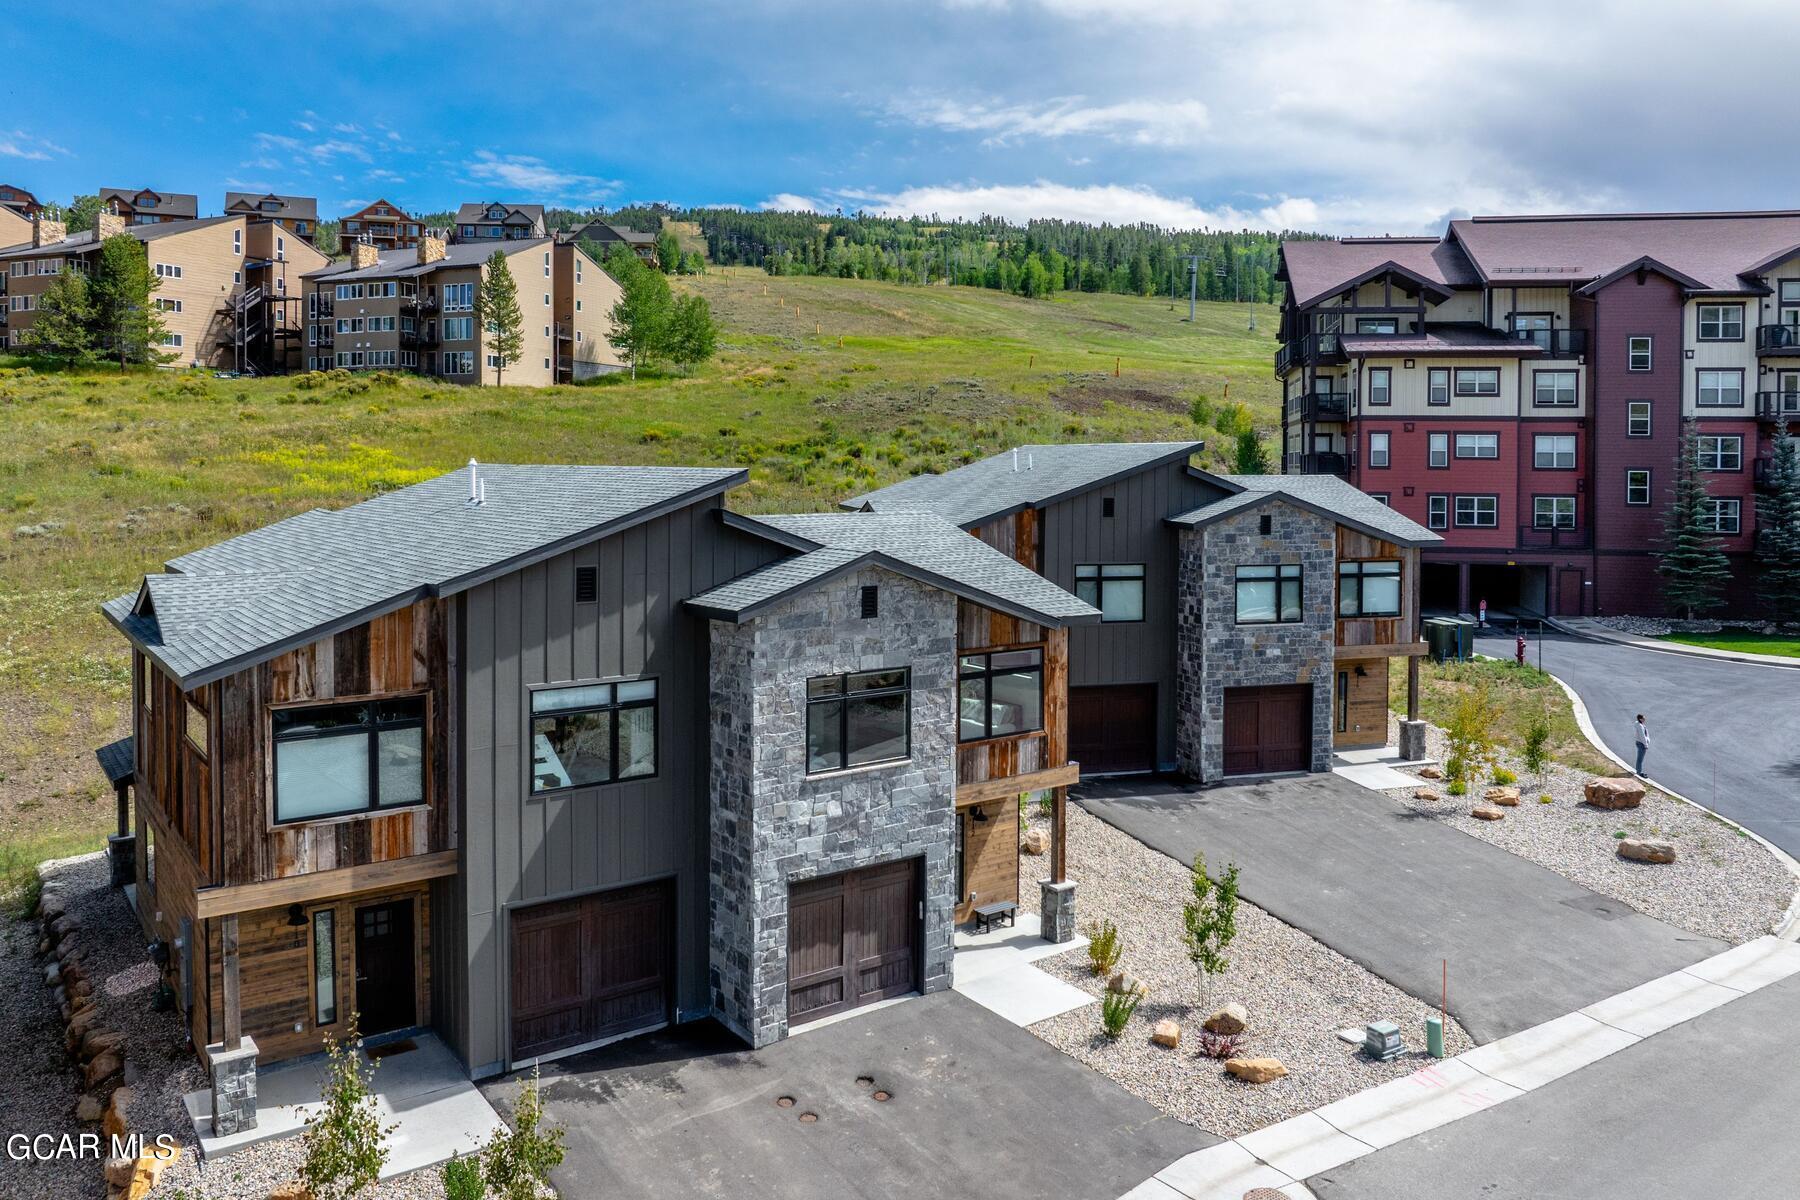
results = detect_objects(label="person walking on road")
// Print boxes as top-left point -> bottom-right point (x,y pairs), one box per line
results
1634,713 -> 1650,776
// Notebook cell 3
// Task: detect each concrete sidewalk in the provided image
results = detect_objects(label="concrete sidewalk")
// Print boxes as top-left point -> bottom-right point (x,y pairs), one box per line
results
1075,773 -> 1722,1044
1554,616 -> 1800,669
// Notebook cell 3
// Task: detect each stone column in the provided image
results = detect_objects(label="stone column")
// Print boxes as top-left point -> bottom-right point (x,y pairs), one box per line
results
1040,880 -> 1077,943
1398,720 -> 1428,762
205,1036 -> 258,1137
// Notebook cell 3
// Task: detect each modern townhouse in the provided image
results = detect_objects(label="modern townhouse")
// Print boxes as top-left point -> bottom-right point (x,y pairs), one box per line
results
223,192 -> 320,245
0,183 -> 41,246
565,218 -> 659,266
0,211 -> 246,365
98,458 -> 1099,1135
302,235 -> 620,384
335,199 -> 424,256
1275,210 -> 1800,617
99,186 -> 200,225
452,201 -> 547,243
846,442 -> 1440,777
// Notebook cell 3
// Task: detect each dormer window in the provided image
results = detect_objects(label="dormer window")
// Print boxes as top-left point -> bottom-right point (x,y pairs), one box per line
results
136,192 -> 156,207
488,206 -> 505,219
261,199 -> 279,212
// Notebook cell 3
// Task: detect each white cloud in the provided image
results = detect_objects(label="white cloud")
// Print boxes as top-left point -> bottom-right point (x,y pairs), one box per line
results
0,129 -> 68,160
466,151 -> 619,201
760,193 -> 828,213
886,94 -> 1209,147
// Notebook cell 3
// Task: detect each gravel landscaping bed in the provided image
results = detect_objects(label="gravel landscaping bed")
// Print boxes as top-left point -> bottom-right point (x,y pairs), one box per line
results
1384,718 -> 1797,945
1021,806 -> 1474,1139
5,854 -> 456,1200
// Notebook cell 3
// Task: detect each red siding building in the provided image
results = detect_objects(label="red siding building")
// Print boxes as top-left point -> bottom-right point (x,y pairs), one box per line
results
1276,211 -> 1800,617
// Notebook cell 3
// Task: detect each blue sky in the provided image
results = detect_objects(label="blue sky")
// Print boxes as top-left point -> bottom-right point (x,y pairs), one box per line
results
8,0 -> 1798,236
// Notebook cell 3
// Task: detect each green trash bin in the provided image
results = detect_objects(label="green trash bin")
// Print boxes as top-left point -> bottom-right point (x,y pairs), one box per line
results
1423,617 -> 1456,663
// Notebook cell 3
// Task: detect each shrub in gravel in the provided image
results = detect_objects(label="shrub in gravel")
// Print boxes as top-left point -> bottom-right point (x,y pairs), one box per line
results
299,1018 -> 396,1200
1194,1029 -> 1247,1060
482,1069 -> 566,1200
1491,767 -> 1518,785
1084,918 -> 1123,977
1539,794 -> 1554,804
443,1152 -> 484,1200
1183,853 -> 1241,1013
1100,987 -> 1142,1040
1447,780 -> 1467,797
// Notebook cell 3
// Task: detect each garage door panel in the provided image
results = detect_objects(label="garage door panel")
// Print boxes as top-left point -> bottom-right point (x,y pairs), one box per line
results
1070,684 -> 1156,774
1223,685 -> 1312,776
788,860 -> 919,1028
511,881 -> 672,1062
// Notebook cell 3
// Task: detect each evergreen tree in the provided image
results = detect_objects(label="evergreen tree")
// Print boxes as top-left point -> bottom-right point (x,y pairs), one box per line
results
1657,419 -> 1733,617
57,193 -> 101,233
1757,421 -> 1800,615
18,269 -> 95,364
1232,428 -> 1268,475
88,233 -> 167,370
475,250 -> 524,385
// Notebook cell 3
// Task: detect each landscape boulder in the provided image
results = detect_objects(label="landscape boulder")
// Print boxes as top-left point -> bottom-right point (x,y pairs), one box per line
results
1618,838 -> 1677,864
1584,777 -> 1645,810
103,1087 -> 133,1141
82,1028 -> 126,1062
1106,972 -> 1146,997
1152,1020 -> 1181,1049
84,1051 -> 122,1089
1483,786 -> 1520,806
75,1095 -> 104,1124
1021,828 -> 1049,856
1224,1057 -> 1288,1084
1203,1003 -> 1249,1036
117,1146 -> 179,1199
1414,789 -> 1442,803
1471,806 -> 1505,822
1417,766 -> 1444,780
103,1157 -> 136,1188
268,1185 -> 313,1200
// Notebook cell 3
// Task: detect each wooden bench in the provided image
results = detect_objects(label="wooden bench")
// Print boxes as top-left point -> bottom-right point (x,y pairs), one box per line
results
973,900 -> 1017,935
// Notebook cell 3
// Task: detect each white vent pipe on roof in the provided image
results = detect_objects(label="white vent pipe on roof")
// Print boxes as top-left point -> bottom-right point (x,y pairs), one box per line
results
1012,447 -> 1019,472
468,458 -> 479,503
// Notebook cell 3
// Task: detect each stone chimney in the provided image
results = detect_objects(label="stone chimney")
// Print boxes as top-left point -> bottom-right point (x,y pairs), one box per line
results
94,210 -> 125,240
350,240 -> 380,269
416,234 -> 447,266
32,217 -> 65,248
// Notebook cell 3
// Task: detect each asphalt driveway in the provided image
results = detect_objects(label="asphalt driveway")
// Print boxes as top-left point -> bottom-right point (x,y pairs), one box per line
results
1075,773 -> 1721,1044
1309,969 -> 1800,1200
1481,629 -> 1800,859
482,990 -> 1214,1200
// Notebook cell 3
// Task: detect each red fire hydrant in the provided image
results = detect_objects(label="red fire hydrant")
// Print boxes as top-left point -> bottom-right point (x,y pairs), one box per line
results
1515,632 -> 1527,666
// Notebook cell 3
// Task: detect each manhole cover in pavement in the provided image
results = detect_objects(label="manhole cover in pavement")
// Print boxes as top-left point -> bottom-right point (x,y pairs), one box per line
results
798,1112 -> 819,1124
775,1096 -> 795,1108
855,1076 -> 874,1087
872,1090 -> 891,1102
1243,1191 -> 1289,1200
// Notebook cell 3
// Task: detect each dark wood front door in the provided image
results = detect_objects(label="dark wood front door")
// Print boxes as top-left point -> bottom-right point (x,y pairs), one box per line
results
1069,684 -> 1157,774
509,880 -> 672,1062
354,899 -> 416,1036
1556,568 -> 1584,617
1222,684 -> 1312,776
788,859 -> 919,1027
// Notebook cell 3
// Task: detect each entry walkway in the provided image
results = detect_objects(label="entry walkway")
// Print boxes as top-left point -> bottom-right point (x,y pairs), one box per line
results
1074,773 -> 1721,1044
951,912 -> 1094,1026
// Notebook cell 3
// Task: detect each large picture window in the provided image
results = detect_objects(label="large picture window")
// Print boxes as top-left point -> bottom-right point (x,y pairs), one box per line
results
1454,495 -> 1499,527
1697,304 -> 1744,341
1696,369 -> 1744,407
1534,496 -> 1576,529
1454,432 -> 1499,459
1074,563 -> 1146,622
1235,563 -> 1302,624
1698,435 -> 1742,471
272,696 -> 426,824
1454,368 -> 1500,396
530,679 -> 657,793
1533,371 -> 1577,407
1338,560 -> 1401,617
958,650 -> 1044,742
807,670 -> 910,774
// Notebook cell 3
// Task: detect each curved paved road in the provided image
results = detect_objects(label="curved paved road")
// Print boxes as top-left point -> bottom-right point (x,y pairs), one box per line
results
1476,629 -> 1800,859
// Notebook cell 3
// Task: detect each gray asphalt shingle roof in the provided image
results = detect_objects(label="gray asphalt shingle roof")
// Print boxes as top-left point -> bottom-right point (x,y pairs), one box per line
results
842,442 -> 1203,528
688,512 -> 1100,626
0,215 -> 239,261
95,736 -> 135,785
105,463 -> 746,688
1171,474 -> 1440,546
303,237 -> 548,281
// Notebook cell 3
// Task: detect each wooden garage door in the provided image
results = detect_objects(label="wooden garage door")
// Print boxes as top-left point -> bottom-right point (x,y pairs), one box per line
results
1069,684 -> 1157,774
788,859 -> 919,1027
1222,684 -> 1312,776
510,879 -> 671,1062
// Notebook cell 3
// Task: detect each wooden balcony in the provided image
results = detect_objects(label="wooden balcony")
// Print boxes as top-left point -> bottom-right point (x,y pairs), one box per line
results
1297,392 -> 1351,422
1506,328 -> 1588,356
1755,391 -> 1800,421
1517,523 -> 1591,549
1756,324 -> 1800,355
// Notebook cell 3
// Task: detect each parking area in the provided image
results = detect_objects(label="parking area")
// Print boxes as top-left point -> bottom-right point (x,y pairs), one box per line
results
483,990 -> 1215,1200
1074,772 -> 1722,1043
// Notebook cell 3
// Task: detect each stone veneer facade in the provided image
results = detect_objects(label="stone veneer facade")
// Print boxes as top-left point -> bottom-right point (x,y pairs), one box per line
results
1176,501 -> 1337,781
707,566 -> 958,1048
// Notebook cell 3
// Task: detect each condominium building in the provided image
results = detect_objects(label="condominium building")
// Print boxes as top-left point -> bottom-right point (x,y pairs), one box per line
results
565,218 -> 659,266
99,186 -> 200,225
0,185 -> 42,247
223,192 -> 319,245
336,199 -> 424,256
1275,210 -> 1800,617
301,235 -> 622,384
0,211 -> 246,365
452,201 -> 546,243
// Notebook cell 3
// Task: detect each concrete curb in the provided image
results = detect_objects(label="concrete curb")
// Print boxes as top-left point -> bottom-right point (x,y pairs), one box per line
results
1543,666 -> 1800,943
1548,617 -> 1800,671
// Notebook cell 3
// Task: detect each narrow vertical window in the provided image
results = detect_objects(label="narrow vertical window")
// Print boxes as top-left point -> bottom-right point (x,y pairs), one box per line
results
312,909 -> 337,1026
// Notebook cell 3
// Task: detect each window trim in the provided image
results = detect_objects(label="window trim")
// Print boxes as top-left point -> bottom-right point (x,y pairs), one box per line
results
1532,433 -> 1578,471
1694,368 -> 1745,408
1453,494 -> 1499,528
1453,431 -> 1500,460
1697,434 -> 1744,473
1532,495 -> 1577,530
1427,368 -> 1450,406
805,668 -> 913,776
1627,335 -> 1653,372
1625,469 -> 1651,506
1626,401 -> 1652,438
1234,562 -> 1304,626
1453,367 -> 1501,397
1427,432 -> 1449,469
1337,559 -> 1402,618
1368,430 -> 1390,468
1531,369 -> 1579,408
1696,302 -> 1745,342
1366,366 -> 1392,406
957,647 -> 1046,743
1701,497 -> 1742,535
1074,563 -> 1147,624
269,692 -> 430,827
311,908 -> 338,1027
527,676 -> 660,795
1426,494 -> 1449,530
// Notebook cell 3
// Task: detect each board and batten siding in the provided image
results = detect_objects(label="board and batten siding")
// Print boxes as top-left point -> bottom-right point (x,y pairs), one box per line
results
1038,458 -> 1227,771
451,497 -> 782,1076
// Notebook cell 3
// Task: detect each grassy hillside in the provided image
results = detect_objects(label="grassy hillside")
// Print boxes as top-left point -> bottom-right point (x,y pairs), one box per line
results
0,271 -> 1277,877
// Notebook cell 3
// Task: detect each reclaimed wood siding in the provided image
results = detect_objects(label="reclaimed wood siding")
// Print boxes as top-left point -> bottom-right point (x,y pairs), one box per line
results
953,618 -> 1069,790
1335,531 -> 1419,649
955,798 -> 1021,924
211,597 -> 452,888
134,652 -> 212,868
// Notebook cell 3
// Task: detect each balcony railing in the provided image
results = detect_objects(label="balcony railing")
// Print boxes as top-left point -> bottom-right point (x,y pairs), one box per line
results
1273,331 -> 1344,375
1755,391 -> 1800,420
1756,324 -> 1800,353
400,327 -> 439,349
1295,451 -> 1349,477
1517,524 -> 1591,550
1508,328 -> 1588,356
403,295 -> 438,314
313,329 -> 334,346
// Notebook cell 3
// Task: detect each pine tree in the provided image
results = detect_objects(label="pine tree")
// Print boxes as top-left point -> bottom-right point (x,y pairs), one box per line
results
1657,418 -> 1733,617
18,269 -> 95,364
1757,421 -> 1800,615
88,233 -> 167,370
475,250 -> 524,385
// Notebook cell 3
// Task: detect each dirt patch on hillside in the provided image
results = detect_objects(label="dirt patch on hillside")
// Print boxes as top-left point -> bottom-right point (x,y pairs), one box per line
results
1049,374 -> 1189,415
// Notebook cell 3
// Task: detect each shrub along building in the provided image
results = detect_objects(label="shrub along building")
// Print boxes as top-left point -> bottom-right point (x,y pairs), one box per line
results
301,234 -> 622,383
846,441 -> 1441,775
97,459 -> 1098,1135
1274,209 -> 1800,616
